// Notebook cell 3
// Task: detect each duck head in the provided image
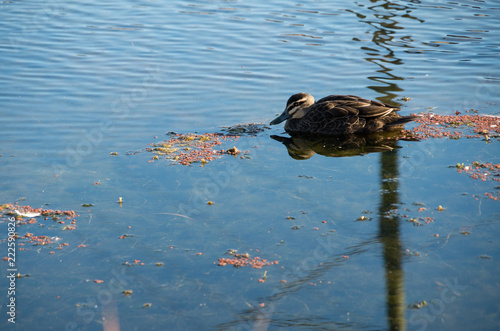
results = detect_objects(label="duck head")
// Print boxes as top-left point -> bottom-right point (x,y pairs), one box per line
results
270,93 -> 315,125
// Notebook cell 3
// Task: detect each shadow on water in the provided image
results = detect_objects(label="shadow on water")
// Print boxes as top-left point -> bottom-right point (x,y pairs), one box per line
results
334,1 -> 425,327
216,1 -> 420,329
213,144 -> 408,330
379,149 -> 405,331
356,1 -> 423,329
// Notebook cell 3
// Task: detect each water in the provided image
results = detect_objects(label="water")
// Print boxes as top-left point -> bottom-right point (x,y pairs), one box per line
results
1,0 -> 499,330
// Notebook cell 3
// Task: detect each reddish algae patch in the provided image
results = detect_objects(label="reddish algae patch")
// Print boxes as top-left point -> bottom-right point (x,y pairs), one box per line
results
145,123 -> 268,166
401,113 -> 500,201
147,132 -> 245,166
1,203 -> 81,254
217,252 -> 278,269
406,112 -> 500,140
456,162 -> 500,201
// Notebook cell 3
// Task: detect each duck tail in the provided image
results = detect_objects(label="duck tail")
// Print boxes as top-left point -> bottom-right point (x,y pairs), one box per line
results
385,115 -> 420,128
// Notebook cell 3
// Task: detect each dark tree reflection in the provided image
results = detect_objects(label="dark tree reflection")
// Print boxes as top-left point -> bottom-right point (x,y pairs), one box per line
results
379,149 -> 406,331
353,1 -> 424,329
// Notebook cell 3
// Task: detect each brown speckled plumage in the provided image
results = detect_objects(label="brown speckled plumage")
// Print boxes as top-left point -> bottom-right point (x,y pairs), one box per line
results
270,93 -> 419,135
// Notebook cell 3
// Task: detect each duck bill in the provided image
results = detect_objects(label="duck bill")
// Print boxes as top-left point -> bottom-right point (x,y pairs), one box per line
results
270,109 -> 291,125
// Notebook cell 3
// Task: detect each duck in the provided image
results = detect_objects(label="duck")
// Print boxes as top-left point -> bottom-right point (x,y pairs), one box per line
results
270,92 -> 419,135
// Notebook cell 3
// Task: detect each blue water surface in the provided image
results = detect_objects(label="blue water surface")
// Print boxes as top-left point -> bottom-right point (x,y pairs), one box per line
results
1,0 -> 499,330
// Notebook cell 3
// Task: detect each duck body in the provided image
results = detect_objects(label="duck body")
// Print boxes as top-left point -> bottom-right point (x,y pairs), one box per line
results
270,93 -> 419,135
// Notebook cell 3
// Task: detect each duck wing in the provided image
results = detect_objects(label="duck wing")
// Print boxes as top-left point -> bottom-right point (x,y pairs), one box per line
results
290,100 -> 365,134
316,95 -> 399,118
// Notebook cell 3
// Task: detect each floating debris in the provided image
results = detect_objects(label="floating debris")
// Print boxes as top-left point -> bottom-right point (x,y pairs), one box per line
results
14,210 -> 41,218
226,146 -> 240,155
406,112 -> 500,140
144,123 -> 268,166
410,300 -> 428,309
2,204 -> 77,220
220,123 -> 269,135
0,204 -> 83,259
217,252 -> 278,269
2,204 -> 79,227
404,249 -> 421,257
122,259 -> 144,266
147,132 -> 241,166
380,203 -> 436,226
24,233 -> 53,246
455,161 -> 500,201
355,215 -> 372,222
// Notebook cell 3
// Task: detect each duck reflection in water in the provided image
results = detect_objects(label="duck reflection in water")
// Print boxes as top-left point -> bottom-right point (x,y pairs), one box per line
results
271,132 -> 417,160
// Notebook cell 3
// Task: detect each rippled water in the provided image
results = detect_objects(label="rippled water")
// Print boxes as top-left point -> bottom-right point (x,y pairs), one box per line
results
1,0 -> 499,330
